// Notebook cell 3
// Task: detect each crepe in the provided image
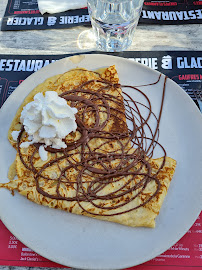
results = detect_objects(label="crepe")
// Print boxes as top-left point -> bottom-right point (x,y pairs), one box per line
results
0,66 -> 176,228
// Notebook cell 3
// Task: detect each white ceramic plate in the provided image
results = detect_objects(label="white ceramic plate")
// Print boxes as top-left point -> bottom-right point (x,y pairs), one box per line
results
0,54 -> 202,270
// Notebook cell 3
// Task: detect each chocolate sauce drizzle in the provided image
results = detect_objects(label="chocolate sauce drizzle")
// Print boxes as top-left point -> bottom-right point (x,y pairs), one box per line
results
17,73 -> 167,216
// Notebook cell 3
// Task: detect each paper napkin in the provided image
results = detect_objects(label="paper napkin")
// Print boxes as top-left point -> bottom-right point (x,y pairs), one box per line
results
37,0 -> 87,14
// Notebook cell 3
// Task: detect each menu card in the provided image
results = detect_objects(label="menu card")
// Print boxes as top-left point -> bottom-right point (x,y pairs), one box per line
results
0,51 -> 201,269
1,0 -> 202,31
1,51 -> 201,109
141,0 -> 202,24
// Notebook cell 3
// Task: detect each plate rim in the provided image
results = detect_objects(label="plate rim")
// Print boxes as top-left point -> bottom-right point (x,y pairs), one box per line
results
0,53 -> 202,270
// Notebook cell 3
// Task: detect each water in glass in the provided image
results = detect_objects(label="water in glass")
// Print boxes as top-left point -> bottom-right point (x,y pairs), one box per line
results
87,0 -> 144,52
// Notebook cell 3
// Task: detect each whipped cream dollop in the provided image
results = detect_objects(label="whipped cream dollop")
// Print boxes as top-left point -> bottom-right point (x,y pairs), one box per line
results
12,91 -> 77,161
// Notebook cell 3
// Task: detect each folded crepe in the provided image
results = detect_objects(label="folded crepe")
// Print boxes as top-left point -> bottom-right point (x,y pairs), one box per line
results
0,66 -> 176,228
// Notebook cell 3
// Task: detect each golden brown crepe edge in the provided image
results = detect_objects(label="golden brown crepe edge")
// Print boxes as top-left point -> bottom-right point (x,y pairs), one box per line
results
1,157 -> 176,228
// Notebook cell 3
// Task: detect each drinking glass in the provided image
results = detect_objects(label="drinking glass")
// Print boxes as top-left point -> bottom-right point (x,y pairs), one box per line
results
87,0 -> 144,52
